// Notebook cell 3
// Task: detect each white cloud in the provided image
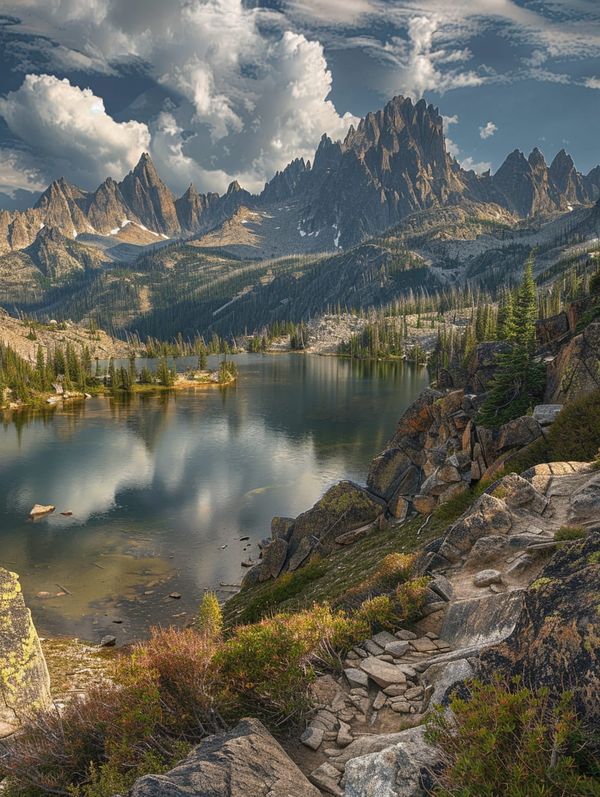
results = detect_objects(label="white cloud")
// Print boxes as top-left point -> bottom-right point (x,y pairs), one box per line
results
461,156 -> 492,174
284,0 -> 377,25
1,0 -> 357,195
0,149 -> 47,197
479,120 -> 497,139
0,74 -> 150,188
380,15 -> 484,99
585,77 -> 600,89
442,114 -> 460,157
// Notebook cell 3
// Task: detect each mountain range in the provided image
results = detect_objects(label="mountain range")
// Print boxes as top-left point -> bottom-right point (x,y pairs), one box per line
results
1,95 -> 599,258
1,94 -> 599,340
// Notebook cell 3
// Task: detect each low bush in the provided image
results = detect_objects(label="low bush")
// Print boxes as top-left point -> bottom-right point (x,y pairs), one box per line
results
555,525 -> 587,542
216,605 -> 368,724
341,552 -> 415,605
545,390 -> 600,462
394,576 -> 431,623
427,677 -> 600,797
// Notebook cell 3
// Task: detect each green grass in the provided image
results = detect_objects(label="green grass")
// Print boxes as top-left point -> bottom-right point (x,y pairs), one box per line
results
223,491 -> 481,627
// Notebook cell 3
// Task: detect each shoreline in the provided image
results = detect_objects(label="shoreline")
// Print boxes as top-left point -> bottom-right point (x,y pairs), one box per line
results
1,373 -> 237,414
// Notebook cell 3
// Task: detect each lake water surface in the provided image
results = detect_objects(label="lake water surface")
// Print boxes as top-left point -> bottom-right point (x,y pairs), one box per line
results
0,354 -> 428,642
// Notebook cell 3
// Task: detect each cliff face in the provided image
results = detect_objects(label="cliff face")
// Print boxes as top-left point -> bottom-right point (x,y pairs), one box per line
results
0,568 -> 52,736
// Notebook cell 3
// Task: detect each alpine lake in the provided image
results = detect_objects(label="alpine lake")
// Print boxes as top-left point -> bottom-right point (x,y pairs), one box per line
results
0,353 -> 428,642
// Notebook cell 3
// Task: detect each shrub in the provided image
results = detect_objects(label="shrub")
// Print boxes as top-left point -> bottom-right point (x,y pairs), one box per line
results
394,576 -> 430,623
216,605 -> 366,724
342,553 -> 415,605
197,591 -> 223,641
554,526 -> 587,542
0,628 -> 222,797
427,677 -> 599,797
355,595 -> 398,629
546,390 -> 600,462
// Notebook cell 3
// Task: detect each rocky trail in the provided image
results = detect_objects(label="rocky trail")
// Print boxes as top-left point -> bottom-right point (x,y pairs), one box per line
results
294,462 -> 597,795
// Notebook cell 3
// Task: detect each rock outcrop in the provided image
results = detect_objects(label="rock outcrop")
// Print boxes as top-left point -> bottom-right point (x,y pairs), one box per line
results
545,322 -> 600,402
479,532 -> 600,726
129,718 -> 320,797
0,568 -> 52,736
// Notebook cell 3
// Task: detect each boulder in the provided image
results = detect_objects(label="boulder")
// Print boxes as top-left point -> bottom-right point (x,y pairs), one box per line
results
532,404 -> 563,426
342,726 -> 439,797
390,389 -> 443,441
438,494 -> 512,562
465,535 -> 508,568
129,718 -> 320,797
388,495 -> 410,521
0,568 -> 52,735
421,658 -> 475,708
258,537 -> 288,581
288,481 -> 385,553
473,569 -> 502,587
489,473 -> 548,515
271,516 -> 294,541
287,536 -> 315,572
479,534 -> 600,726
300,726 -> 324,750
496,415 -> 543,453
29,504 -> 55,517
413,494 -> 437,515
569,472 -> 600,528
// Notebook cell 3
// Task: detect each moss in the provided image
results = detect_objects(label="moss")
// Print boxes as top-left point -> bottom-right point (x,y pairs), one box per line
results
530,577 -> 554,591
319,483 -> 376,515
587,551 -> 600,565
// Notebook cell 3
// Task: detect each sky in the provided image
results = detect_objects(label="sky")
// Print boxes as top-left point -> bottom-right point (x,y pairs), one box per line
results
0,0 -> 599,209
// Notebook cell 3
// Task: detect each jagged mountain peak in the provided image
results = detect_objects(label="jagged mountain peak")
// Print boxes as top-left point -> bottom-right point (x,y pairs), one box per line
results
528,148 -> 547,167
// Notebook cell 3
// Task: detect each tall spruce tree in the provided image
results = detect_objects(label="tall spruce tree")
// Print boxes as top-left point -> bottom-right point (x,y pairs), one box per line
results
478,258 -> 546,428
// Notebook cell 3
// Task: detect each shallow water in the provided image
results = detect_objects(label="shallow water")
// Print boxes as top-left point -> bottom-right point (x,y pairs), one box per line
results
0,353 -> 428,642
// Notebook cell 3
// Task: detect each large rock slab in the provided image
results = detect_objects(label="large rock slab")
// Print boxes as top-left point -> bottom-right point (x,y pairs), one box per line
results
438,493 -> 512,562
496,415 -> 543,453
342,726 -> 439,797
129,718 -> 320,797
545,322 -> 600,402
0,568 -> 52,736
259,537 -> 288,581
359,657 -> 407,688
479,533 -> 600,726
367,448 -> 412,500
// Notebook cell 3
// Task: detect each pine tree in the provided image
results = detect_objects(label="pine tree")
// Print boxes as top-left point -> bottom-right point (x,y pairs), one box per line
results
478,258 -> 545,428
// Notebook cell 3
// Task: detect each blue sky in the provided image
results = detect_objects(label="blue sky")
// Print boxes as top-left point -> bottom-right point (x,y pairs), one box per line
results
0,1 -> 599,208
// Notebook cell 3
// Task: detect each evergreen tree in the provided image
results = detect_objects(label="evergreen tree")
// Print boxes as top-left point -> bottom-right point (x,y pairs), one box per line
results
478,259 -> 545,428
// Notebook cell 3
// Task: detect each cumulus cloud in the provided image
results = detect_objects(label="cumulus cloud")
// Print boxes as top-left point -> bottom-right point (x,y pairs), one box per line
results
585,77 -> 600,89
479,120 -> 497,139
0,0 -> 357,195
0,74 -> 150,188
